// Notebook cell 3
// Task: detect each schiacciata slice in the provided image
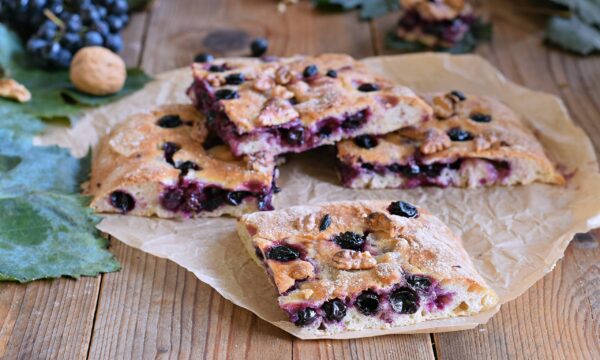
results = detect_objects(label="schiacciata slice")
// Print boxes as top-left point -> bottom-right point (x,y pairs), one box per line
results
187,53 -> 432,156
237,200 -> 499,336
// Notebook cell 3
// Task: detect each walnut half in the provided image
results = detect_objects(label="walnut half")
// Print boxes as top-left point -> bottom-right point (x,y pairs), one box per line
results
432,94 -> 456,119
269,260 -> 314,293
420,129 -> 451,154
332,250 -> 376,270
0,78 -> 31,103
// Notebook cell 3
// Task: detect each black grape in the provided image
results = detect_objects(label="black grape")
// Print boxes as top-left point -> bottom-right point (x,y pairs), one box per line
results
1,0 -> 130,69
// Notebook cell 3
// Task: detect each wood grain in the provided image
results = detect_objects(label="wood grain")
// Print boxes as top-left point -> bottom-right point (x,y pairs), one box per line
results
293,335 -> 435,360
0,278 -> 100,360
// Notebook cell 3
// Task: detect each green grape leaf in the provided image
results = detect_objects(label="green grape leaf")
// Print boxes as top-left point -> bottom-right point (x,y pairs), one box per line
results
0,155 -> 21,173
0,192 -> 120,282
0,23 -> 22,73
0,107 -> 46,136
0,110 -> 119,283
550,0 -> 600,26
0,26 -> 121,282
0,66 -> 153,123
1,67 -> 83,121
127,0 -> 156,11
545,16 -> 600,55
549,0 -> 573,6
471,18 -> 493,42
312,0 -> 363,11
447,32 -> 479,54
384,32 -> 429,52
359,0 -> 399,19
0,114 -> 87,196
574,0 -> 600,26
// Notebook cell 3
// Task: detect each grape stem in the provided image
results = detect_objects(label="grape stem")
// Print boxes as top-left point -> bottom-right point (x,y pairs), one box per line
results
43,9 -> 65,31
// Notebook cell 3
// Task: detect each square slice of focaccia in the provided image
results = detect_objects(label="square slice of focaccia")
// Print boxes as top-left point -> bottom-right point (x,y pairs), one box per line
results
336,91 -> 565,189
89,104 -> 278,218
237,200 -> 499,336
188,53 -> 432,156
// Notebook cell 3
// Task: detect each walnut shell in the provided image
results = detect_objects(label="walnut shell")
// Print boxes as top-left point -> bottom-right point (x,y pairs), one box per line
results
70,47 -> 126,96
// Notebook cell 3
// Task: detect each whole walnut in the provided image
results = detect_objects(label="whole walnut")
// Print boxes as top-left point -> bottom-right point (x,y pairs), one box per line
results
70,47 -> 126,96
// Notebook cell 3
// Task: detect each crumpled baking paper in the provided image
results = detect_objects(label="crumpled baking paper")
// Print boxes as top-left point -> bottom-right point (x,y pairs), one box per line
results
37,53 -> 600,339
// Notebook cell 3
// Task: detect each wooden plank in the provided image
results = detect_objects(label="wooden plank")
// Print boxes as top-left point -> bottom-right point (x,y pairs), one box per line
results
293,335 -> 435,360
87,1 -> 434,359
0,278 -> 100,360
0,12 -> 149,360
120,11 -> 149,67
369,0 -> 600,358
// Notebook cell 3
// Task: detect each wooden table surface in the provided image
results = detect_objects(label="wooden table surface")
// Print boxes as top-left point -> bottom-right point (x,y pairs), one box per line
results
1,0 -> 599,359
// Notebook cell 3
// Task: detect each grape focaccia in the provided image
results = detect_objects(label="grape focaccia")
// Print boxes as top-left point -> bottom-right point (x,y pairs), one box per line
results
187,53 -> 432,156
89,104 -> 278,218
336,91 -> 565,189
237,200 -> 498,335
396,0 -> 477,49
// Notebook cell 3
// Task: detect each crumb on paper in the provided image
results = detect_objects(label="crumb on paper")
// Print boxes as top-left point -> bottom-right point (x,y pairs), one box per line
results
277,0 -> 298,13
0,78 -> 31,103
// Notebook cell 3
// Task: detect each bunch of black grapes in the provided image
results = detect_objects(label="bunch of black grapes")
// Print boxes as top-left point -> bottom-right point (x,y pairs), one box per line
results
0,0 -> 130,68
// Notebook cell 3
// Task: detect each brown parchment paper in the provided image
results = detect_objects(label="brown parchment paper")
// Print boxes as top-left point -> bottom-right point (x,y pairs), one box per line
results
36,54 -> 600,339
